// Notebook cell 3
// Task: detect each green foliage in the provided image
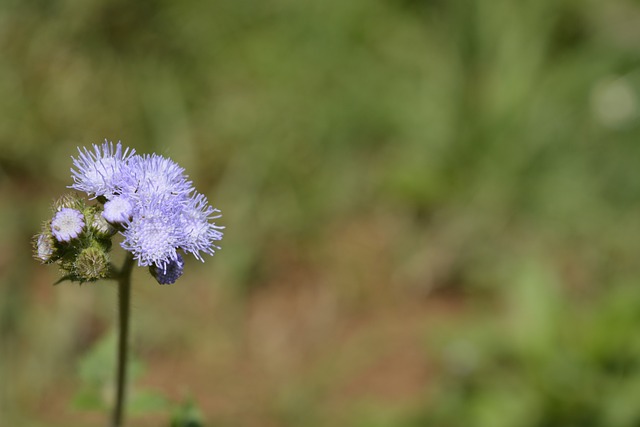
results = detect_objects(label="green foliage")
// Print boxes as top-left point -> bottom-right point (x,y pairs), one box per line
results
416,260 -> 640,427
3,0 -> 640,289
73,331 -> 198,424
3,0 -> 640,425
73,331 -> 143,412
170,399 -> 205,427
129,390 -> 170,415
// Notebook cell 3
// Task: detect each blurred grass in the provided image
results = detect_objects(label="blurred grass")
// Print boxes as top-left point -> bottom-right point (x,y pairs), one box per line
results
3,0 -> 640,426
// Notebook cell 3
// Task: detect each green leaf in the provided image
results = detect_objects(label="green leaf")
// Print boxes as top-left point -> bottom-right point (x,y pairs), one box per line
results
78,332 -> 117,386
171,399 -> 205,427
129,390 -> 170,414
72,387 -> 107,411
78,331 -> 145,387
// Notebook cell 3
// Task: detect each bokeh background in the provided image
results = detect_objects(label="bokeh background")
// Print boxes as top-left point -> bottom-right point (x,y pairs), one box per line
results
3,0 -> 640,426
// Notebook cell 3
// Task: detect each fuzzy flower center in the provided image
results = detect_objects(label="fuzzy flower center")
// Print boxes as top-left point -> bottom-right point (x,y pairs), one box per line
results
51,208 -> 85,242
103,196 -> 133,224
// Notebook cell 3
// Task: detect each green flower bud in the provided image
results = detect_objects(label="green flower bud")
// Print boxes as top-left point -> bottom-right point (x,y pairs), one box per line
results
74,246 -> 110,282
90,210 -> 117,238
52,193 -> 84,212
32,232 -> 56,263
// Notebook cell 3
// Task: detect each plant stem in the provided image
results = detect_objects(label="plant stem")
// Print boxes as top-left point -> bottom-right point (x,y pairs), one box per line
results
111,253 -> 135,427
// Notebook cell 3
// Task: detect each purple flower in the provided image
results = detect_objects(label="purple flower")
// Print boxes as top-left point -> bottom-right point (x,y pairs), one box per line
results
51,208 -> 85,242
179,193 -> 223,261
70,140 -> 136,198
103,196 -> 133,224
150,253 -> 185,285
69,141 -> 224,280
120,194 -> 183,268
122,154 -> 193,198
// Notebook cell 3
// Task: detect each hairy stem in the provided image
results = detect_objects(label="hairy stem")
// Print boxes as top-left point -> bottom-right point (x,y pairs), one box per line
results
111,253 -> 135,427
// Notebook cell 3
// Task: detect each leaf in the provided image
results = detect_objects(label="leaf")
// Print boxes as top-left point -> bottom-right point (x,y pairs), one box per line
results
78,331 -> 146,387
78,333 -> 117,386
72,387 -> 107,411
129,390 -> 170,414
171,399 -> 205,427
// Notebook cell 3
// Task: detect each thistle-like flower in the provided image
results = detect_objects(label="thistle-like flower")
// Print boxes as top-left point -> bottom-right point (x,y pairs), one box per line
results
51,208 -> 85,242
150,254 -> 185,285
66,140 -> 223,284
70,140 -> 136,198
35,141 -> 221,427
35,140 -> 223,285
103,196 -> 133,224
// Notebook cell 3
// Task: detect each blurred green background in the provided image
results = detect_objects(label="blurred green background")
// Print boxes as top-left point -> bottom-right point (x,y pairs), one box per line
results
3,0 -> 640,426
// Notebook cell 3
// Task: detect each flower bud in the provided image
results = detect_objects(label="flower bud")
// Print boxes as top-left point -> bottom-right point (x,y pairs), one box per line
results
74,246 -> 110,282
89,209 -> 117,237
32,232 -> 56,263
52,193 -> 84,212
103,196 -> 133,224
51,208 -> 85,242
149,254 -> 184,285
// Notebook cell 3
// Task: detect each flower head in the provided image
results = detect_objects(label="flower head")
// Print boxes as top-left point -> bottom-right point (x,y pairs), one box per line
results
70,140 -> 135,198
120,194 -> 183,268
34,194 -> 113,283
122,154 -> 193,198
179,193 -> 224,261
51,208 -> 85,242
103,196 -> 133,224
75,246 -> 110,281
150,253 -> 185,285
42,140 -> 224,285
109,148 -> 224,271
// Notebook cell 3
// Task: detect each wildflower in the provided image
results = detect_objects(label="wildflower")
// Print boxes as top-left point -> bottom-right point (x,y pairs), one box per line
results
36,141 -> 224,427
179,193 -> 224,261
60,140 -> 223,284
70,140 -> 135,198
122,154 -> 193,197
149,253 -> 185,285
51,208 -> 85,242
103,196 -> 133,224
109,149 -> 223,271
120,194 -> 183,269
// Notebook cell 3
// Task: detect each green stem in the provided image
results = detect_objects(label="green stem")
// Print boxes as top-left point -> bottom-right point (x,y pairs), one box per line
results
111,253 -> 135,427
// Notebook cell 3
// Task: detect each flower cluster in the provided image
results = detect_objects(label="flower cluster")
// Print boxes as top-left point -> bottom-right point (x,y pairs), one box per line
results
33,140 -> 223,285
32,194 -> 115,283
